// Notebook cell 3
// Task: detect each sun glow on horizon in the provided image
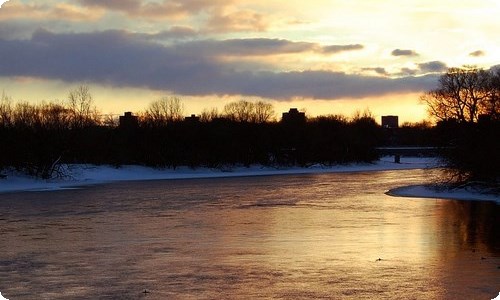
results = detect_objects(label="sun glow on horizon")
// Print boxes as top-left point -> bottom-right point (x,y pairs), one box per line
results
1,1 -> 499,121
1,76 -> 428,124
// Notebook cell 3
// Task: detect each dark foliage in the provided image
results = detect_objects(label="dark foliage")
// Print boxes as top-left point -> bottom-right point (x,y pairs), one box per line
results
435,118 -> 500,185
421,66 -> 500,186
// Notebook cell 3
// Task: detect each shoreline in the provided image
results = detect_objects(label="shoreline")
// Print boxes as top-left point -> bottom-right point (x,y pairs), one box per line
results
1,156 -> 498,204
387,184 -> 500,204
0,157 -> 439,194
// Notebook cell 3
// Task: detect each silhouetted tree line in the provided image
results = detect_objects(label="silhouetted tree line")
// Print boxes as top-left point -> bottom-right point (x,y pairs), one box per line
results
2,68 -> 498,188
0,90 -> 391,178
75,110 -> 383,170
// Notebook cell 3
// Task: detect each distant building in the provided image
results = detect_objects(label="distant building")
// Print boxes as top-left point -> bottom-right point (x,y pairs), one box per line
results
184,114 -> 200,123
119,112 -> 139,129
381,115 -> 399,128
282,108 -> 306,124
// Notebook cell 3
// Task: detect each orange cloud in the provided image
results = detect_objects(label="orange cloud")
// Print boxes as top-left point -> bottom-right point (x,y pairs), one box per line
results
0,1 -> 103,21
206,10 -> 269,33
78,0 -> 234,21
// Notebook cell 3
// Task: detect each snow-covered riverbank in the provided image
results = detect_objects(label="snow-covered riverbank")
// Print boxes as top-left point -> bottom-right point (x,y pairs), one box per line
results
1,156 -> 498,204
0,156 -> 439,193
388,184 -> 500,204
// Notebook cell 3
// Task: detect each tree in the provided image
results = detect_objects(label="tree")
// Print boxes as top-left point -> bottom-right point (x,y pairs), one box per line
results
423,67 -> 500,185
200,107 -> 221,122
67,85 -> 99,128
144,96 -> 184,126
483,67 -> 500,120
13,102 -> 41,128
223,100 -> 255,122
421,66 -> 498,123
254,101 -> 275,123
39,102 -> 71,130
223,100 -> 275,123
0,91 -> 12,127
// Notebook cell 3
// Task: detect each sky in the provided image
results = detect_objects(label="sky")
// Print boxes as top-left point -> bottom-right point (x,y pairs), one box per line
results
0,0 -> 499,122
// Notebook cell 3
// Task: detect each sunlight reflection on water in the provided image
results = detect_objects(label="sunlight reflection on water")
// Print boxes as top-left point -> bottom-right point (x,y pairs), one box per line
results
0,169 -> 498,299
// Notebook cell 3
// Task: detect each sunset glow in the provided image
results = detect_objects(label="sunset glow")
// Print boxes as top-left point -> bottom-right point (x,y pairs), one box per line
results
1,0 -> 499,122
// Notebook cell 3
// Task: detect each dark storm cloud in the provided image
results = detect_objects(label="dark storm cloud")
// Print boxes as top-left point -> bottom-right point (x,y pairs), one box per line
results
0,21 -> 30,39
391,49 -> 419,57
0,30 -> 438,100
220,71 -> 438,100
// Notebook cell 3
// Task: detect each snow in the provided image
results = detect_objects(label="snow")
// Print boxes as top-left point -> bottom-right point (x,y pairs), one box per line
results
1,156 -> 498,204
0,156 -> 439,194
388,184 -> 500,204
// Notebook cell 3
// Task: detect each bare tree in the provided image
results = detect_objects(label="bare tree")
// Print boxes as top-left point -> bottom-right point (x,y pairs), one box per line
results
67,85 -> 99,128
483,67 -> 500,120
351,109 -> 375,123
102,114 -> 119,127
421,66 -> 494,123
254,101 -> 275,123
0,91 -> 13,127
200,107 -> 221,122
145,96 -> 184,125
223,100 -> 255,122
39,102 -> 71,130
222,100 -> 275,123
13,102 -> 41,128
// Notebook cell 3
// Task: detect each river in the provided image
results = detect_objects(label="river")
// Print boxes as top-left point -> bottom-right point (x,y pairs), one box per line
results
0,169 -> 499,299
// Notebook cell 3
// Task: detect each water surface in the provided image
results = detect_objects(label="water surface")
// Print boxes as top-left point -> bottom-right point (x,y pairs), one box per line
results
0,169 -> 499,299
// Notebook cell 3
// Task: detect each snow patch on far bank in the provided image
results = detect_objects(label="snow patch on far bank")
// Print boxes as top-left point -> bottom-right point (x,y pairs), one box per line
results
0,157 -> 439,194
388,184 -> 500,204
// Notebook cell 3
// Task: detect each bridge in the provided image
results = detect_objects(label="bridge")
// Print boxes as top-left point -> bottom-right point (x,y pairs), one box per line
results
376,147 -> 440,163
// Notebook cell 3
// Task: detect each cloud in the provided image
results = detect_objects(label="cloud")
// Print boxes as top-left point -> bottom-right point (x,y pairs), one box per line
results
0,29 -> 438,100
0,1 -> 9,8
0,1 -> 103,21
0,2 -> 47,20
140,26 -> 199,40
78,0 -> 232,20
391,49 -> 419,57
417,61 -> 448,73
206,10 -> 269,32
175,38 -> 364,57
76,0 -> 274,33
322,44 -> 364,54
399,68 -> 418,76
78,0 -> 141,12
0,0 -> 272,35
469,50 -> 485,57
229,71 -> 437,100
362,67 -> 389,76
396,61 -> 448,76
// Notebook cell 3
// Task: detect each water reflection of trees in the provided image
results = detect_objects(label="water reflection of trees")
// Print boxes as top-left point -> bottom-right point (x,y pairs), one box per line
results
442,200 -> 500,254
